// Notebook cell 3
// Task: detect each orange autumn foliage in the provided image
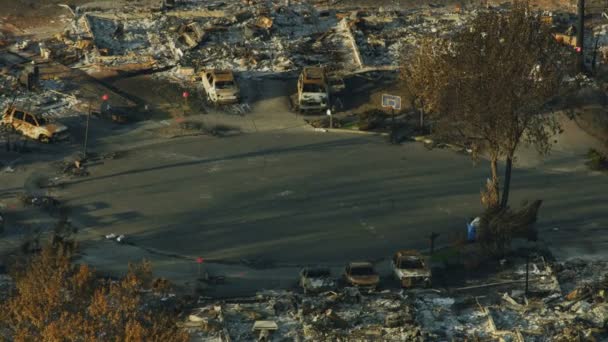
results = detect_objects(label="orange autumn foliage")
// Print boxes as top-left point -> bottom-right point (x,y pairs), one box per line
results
0,243 -> 188,342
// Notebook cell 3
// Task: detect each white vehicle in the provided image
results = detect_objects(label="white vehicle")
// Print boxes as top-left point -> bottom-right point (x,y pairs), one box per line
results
200,70 -> 240,105
392,250 -> 432,288
297,67 -> 329,112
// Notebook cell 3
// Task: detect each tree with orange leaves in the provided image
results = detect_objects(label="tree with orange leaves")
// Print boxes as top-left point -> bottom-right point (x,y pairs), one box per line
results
0,242 -> 188,342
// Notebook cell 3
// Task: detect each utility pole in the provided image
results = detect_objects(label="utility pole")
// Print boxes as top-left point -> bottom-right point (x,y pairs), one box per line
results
577,0 -> 585,73
391,107 -> 396,143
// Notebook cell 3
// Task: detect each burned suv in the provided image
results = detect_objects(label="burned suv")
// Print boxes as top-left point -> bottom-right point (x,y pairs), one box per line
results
343,262 -> 380,292
392,250 -> 431,288
200,69 -> 240,105
299,268 -> 336,294
1,106 -> 68,143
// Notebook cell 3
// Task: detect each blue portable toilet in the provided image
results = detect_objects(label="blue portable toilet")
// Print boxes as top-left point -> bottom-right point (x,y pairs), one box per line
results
467,217 -> 480,242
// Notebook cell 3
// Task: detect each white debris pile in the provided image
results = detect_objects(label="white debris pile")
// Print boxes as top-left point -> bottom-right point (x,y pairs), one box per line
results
563,73 -> 597,89
184,290 -> 302,341
357,9 -> 475,65
86,15 -> 160,53
442,257 -> 608,341
592,24 -> 608,69
78,13 -> 177,67
179,5 -> 341,72
302,289 -> 425,341
66,1 -> 486,74
414,292 -> 489,339
556,259 -> 608,297
481,289 -> 608,341
185,288 -> 428,341
0,79 -> 82,119
509,255 -> 562,294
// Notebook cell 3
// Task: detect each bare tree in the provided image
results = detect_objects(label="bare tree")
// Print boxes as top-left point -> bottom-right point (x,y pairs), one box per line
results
404,1 -> 567,209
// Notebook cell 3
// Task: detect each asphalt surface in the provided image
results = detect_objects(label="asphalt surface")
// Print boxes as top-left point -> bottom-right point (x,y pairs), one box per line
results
1,76 -> 607,297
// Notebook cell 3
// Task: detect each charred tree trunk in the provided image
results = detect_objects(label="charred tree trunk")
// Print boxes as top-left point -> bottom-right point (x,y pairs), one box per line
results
500,156 -> 513,209
481,157 -> 501,209
490,157 -> 500,202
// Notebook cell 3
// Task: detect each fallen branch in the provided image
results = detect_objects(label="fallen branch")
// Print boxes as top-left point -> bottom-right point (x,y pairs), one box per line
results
453,279 -> 527,291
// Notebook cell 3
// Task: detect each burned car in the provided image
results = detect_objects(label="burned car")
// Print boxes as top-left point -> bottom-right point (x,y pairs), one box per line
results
392,250 -> 431,288
296,67 -> 329,112
200,69 -> 240,105
343,262 -> 379,291
299,267 -> 335,294
1,106 -> 68,142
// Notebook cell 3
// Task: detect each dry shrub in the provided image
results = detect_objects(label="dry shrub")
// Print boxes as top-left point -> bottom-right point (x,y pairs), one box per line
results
586,148 -> 608,171
478,200 -> 542,258
358,110 -> 386,131
306,116 -> 344,129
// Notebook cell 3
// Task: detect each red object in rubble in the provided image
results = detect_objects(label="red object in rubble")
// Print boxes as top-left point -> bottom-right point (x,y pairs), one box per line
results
101,94 -> 109,101
196,257 -> 204,264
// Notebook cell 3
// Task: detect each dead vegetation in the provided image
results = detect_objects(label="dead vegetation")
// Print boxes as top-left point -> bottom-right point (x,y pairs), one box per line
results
586,148 -> 608,172
478,200 -> 542,258
0,240 -> 188,341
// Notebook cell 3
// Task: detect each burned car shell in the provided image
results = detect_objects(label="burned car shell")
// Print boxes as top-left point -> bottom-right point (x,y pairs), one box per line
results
392,250 -> 431,288
343,262 -> 380,291
201,70 -> 240,105
1,106 -> 68,142
297,67 -> 329,112
299,268 -> 335,294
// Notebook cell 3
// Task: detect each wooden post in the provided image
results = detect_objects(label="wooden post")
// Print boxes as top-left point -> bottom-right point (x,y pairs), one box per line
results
5,128 -> 10,152
525,254 -> 530,297
430,232 -> 440,255
592,36 -> 599,73
83,100 -> 91,159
